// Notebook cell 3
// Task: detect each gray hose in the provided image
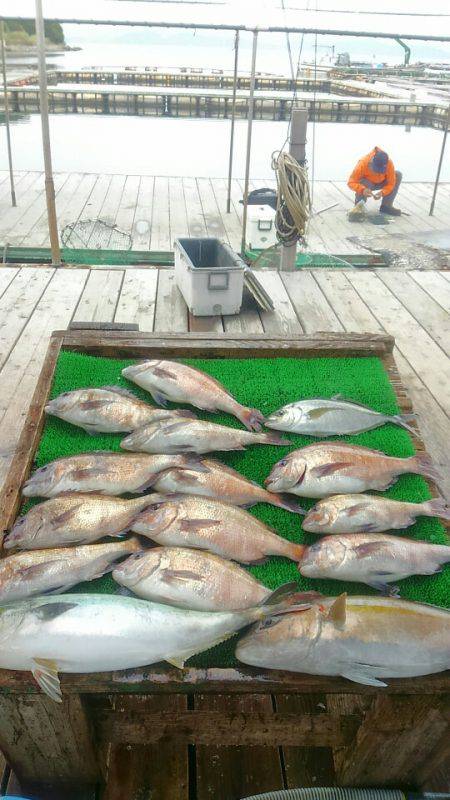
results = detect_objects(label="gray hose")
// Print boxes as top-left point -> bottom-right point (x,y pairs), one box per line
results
241,791 -> 406,800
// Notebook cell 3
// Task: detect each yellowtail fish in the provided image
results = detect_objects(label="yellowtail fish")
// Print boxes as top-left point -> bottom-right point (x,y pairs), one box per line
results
299,533 -> 450,593
122,359 -> 264,431
151,459 -> 304,514
303,493 -> 450,534
236,593 -> 450,686
113,546 -> 285,611
23,451 -> 208,498
265,442 -> 440,498
0,539 -> 141,602
121,418 -> 290,455
265,397 -> 417,436
0,590 -> 311,702
5,493 -> 155,550
131,495 -> 305,563
45,386 -> 194,434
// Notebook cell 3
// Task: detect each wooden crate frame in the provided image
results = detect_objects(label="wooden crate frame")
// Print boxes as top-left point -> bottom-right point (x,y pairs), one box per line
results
0,329 -> 448,795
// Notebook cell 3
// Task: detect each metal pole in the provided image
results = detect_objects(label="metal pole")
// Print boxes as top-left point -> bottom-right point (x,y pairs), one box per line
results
226,29 -> 239,214
429,106 -> 450,216
35,0 -> 61,265
240,29 -> 258,256
0,21 -> 16,207
280,104 -> 308,271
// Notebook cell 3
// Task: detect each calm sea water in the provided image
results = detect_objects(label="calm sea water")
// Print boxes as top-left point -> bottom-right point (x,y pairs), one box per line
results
1,114 -> 449,181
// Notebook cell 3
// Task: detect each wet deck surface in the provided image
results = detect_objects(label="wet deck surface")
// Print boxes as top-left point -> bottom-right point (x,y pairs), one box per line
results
0,171 -> 449,261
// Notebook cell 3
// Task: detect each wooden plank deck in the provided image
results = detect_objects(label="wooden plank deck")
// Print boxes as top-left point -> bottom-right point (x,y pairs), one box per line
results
0,265 -> 449,799
0,171 -> 449,258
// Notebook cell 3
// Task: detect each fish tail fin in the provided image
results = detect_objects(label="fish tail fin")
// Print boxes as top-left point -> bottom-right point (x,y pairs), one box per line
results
421,497 -> 450,522
289,543 -> 306,562
270,494 -> 306,515
259,586 -> 322,618
236,406 -> 265,432
411,454 -> 442,484
125,536 -> 144,552
258,433 -> 293,447
392,413 -> 418,435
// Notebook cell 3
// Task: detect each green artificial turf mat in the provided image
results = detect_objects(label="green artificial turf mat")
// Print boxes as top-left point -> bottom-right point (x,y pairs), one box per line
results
24,350 -> 449,669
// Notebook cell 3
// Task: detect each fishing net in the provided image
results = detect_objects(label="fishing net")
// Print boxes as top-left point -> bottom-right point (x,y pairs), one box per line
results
61,219 -> 133,251
246,243 -> 356,269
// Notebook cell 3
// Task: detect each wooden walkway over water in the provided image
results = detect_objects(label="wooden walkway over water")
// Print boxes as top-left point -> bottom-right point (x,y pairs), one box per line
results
1,171 -> 449,259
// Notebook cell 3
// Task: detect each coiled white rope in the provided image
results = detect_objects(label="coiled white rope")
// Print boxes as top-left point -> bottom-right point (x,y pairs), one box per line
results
271,150 -> 311,246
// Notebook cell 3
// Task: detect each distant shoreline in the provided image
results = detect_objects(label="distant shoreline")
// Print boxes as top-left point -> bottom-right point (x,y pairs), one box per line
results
5,44 -> 81,54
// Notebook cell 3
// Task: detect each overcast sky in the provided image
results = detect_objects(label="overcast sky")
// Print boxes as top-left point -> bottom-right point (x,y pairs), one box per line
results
3,0 -> 450,38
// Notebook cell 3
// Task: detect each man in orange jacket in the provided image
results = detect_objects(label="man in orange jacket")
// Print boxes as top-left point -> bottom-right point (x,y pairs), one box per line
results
348,147 -> 402,216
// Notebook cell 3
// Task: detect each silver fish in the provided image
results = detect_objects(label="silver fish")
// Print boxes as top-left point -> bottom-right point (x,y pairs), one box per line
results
5,493 -> 154,550
299,533 -> 450,592
121,418 -> 290,455
236,593 -> 450,686
23,451 -> 208,498
0,539 -> 141,603
131,495 -> 305,563
0,590 -> 305,702
265,442 -> 440,498
122,359 -> 264,431
303,494 -> 450,534
113,546 -> 275,611
151,459 -> 304,514
45,385 -> 194,434
265,397 -> 417,436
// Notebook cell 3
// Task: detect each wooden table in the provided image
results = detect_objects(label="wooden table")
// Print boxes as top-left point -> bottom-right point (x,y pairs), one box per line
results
0,329 -> 448,800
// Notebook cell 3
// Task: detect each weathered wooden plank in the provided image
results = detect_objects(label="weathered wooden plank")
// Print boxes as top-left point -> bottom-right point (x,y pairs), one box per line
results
336,695 -> 449,786
0,267 -> 54,370
276,694 -> 336,788
114,269 -> 158,332
188,311 -> 224,333
168,176 -> 189,244
0,266 -> 20,298
44,173 -> 98,249
378,270 -> 450,357
196,177 -> 228,242
345,270 -> 450,417
131,175 -> 154,251
410,270 -> 450,315
281,271 -> 344,332
210,177 -> 242,251
99,706 -> 357,746
114,174 -> 141,237
223,291 -> 263,334
150,177 -> 171,251
195,694 -> 284,800
102,696 -> 188,800
0,694 -> 100,787
97,174 -> 127,233
73,270 -> 124,323
0,172 -> 45,240
153,270 -> 188,333
183,176 -> 207,238
256,271 -> 303,334
8,173 -> 69,246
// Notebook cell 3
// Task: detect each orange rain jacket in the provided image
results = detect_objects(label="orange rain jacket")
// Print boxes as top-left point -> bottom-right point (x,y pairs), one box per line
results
348,147 -> 396,197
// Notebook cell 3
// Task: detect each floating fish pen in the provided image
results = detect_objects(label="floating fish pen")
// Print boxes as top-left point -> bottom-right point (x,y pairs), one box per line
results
0,328 -> 448,796
3,85 -> 449,128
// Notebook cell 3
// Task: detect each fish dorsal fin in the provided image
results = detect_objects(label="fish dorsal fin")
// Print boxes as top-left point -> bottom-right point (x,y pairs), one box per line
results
32,657 -> 62,703
327,593 -> 347,629
100,385 -> 140,401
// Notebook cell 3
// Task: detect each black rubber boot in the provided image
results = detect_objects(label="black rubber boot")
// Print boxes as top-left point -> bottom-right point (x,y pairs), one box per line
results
380,205 -> 402,216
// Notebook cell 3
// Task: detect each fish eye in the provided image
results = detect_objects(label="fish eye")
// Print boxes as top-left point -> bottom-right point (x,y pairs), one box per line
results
278,459 -> 288,467
149,503 -> 164,511
40,466 -> 48,472
260,617 -> 282,630
14,518 -> 25,527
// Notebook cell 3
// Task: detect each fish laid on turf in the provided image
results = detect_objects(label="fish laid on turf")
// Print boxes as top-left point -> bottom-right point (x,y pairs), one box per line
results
0,590 -> 312,702
303,493 -> 450,534
113,546 -> 285,611
151,459 -> 304,514
23,451 -> 208,498
299,533 -> 450,593
122,359 -> 264,431
121,418 -> 290,455
236,593 -> 450,686
265,442 -> 440,499
131,495 -> 305,563
5,493 -> 155,550
0,539 -> 141,603
45,386 -> 194,435
265,397 -> 417,437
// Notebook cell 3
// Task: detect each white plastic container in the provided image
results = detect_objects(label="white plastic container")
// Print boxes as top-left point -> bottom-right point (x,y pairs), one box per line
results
247,205 -> 277,249
174,238 -> 245,316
